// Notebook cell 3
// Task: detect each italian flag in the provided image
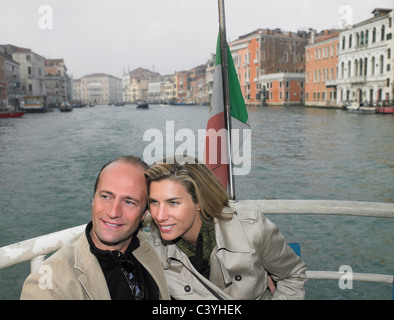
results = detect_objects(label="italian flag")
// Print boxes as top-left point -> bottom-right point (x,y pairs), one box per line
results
204,33 -> 250,191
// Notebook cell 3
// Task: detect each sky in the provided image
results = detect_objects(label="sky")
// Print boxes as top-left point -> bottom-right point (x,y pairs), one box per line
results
1,0 -> 393,79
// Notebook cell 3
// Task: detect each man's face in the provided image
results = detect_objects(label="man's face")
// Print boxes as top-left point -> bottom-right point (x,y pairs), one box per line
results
91,161 -> 147,253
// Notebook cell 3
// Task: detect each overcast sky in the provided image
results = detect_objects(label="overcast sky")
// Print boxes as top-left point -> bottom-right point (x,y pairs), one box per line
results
1,0 -> 393,79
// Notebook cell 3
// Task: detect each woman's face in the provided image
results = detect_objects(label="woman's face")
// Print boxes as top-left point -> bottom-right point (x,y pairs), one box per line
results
149,179 -> 201,245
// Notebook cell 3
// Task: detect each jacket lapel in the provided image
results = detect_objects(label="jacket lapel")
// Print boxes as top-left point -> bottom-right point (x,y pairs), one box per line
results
74,234 -> 111,300
214,214 -> 251,253
133,232 -> 170,300
159,214 -> 253,291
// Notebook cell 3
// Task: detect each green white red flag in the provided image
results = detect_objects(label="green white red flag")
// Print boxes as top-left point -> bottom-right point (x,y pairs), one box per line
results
204,33 -> 250,191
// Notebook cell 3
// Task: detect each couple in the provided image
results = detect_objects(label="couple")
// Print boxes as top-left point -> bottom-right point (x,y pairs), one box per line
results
21,155 -> 307,300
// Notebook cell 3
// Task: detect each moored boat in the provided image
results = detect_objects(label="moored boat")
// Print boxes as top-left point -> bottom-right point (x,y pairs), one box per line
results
71,103 -> 88,108
346,102 -> 376,114
376,106 -> 394,114
137,103 -> 149,109
59,101 -> 73,112
22,96 -> 52,113
0,110 -> 25,118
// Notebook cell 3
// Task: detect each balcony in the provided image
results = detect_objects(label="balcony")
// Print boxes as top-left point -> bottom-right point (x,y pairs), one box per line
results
325,79 -> 338,87
350,76 -> 366,84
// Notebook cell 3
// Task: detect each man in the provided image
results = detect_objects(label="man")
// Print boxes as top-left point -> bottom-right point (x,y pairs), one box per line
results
21,155 -> 170,300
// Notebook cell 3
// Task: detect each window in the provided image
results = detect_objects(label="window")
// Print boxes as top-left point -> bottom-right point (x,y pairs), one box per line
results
381,25 -> 385,41
341,62 -> 345,78
359,58 -> 363,76
364,58 -> 368,76
371,56 -> 375,75
380,55 -> 384,74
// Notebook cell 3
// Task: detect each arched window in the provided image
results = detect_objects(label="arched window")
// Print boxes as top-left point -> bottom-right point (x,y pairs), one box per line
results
348,61 -> 351,78
349,34 -> 352,48
342,37 -> 346,50
365,30 -> 369,44
354,59 -> 359,76
361,31 -> 364,45
381,25 -> 385,41
356,33 -> 360,46
372,27 -> 376,42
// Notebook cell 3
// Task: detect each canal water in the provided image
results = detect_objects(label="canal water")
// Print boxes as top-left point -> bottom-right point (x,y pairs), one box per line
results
0,105 -> 393,299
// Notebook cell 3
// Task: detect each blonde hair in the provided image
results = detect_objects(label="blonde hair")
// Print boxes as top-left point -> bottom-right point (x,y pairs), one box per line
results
145,156 -> 232,222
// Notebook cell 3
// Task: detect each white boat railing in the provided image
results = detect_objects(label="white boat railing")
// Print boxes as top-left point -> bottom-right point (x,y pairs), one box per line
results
1,200 -> 393,299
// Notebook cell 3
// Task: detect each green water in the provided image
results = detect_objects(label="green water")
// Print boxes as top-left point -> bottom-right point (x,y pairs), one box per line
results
1,105 -> 393,299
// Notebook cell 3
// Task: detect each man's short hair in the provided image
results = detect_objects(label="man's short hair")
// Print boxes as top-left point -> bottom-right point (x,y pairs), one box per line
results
93,155 -> 149,195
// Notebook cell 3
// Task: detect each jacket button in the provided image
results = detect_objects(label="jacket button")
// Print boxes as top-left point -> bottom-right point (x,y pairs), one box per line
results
184,285 -> 191,292
235,275 -> 242,281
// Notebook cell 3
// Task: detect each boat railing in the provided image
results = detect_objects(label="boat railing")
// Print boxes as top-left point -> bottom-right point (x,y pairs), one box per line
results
1,200 -> 393,299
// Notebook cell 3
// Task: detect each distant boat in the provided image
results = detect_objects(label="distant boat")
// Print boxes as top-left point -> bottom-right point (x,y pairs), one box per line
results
346,102 -> 375,114
0,110 -> 25,118
170,102 -> 196,106
71,104 -> 87,108
137,103 -> 149,109
59,102 -> 73,112
376,106 -> 394,114
114,102 -> 125,106
22,96 -> 53,113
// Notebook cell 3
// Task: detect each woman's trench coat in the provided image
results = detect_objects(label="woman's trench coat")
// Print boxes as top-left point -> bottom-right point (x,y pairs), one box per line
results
148,208 -> 307,300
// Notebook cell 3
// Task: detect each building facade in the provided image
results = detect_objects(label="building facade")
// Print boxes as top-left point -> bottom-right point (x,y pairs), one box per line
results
45,58 -> 73,105
122,67 -> 160,103
259,72 -> 305,106
74,73 -> 122,104
0,52 -> 6,109
305,30 -> 340,107
336,8 -> 392,106
7,45 -> 47,98
0,45 -> 22,110
230,28 -> 309,105
160,74 -> 177,104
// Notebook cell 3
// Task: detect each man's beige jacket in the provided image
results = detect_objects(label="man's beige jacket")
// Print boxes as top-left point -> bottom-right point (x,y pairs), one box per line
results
20,230 -> 170,300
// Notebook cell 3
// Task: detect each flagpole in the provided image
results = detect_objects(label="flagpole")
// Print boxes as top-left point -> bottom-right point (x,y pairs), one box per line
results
218,0 -> 236,201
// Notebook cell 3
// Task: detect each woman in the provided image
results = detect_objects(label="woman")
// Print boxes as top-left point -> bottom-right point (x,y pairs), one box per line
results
145,156 -> 307,300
